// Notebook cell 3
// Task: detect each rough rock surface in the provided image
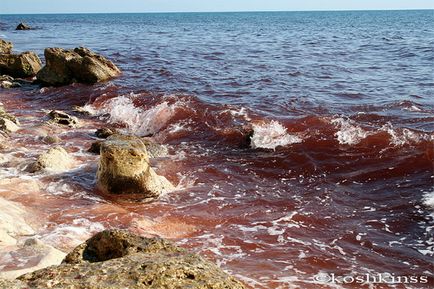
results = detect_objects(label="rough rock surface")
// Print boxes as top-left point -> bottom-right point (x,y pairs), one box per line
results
37,47 -> 121,86
47,110 -> 79,127
17,230 -> 246,289
15,23 -> 31,30
97,135 -> 174,198
0,51 -> 42,78
0,278 -> 28,289
0,106 -> 20,133
28,147 -> 75,173
0,39 -> 13,54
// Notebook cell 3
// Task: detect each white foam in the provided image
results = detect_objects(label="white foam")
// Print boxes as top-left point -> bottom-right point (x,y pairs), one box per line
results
331,117 -> 368,145
381,123 -> 433,146
423,190 -> 434,210
251,120 -> 302,150
98,95 -> 176,136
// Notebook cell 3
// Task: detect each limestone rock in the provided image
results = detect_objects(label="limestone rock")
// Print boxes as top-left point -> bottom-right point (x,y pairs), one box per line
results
47,110 -> 79,127
97,135 -> 174,198
18,230 -> 246,289
95,127 -> 116,139
0,106 -> 20,133
15,23 -> 31,30
37,47 -> 121,86
28,147 -> 75,173
0,39 -> 13,54
0,278 -> 28,289
0,51 -> 41,78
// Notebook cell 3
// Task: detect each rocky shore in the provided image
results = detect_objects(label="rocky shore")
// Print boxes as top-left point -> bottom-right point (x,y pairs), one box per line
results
0,36 -> 246,288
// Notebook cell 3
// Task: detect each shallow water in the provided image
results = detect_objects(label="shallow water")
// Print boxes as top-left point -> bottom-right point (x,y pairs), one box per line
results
0,10 -> 433,288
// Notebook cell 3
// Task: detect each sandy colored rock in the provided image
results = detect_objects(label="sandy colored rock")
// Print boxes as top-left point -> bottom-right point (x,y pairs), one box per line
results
0,51 -> 42,78
0,118 -> 19,133
97,135 -> 174,198
18,230 -> 245,289
28,146 -> 75,173
47,110 -> 79,127
0,278 -> 29,289
37,47 -> 121,86
0,39 -> 13,54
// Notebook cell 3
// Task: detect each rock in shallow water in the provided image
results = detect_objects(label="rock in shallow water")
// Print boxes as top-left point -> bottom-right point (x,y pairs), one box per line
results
96,135 -> 174,199
28,147 -> 75,173
15,23 -> 32,30
0,39 -> 13,54
47,110 -> 79,127
37,47 -> 121,86
0,51 -> 42,78
17,230 -> 246,289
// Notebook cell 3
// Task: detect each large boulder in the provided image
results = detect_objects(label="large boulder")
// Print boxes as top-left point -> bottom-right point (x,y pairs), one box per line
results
37,47 -> 121,86
0,39 -> 12,54
0,51 -> 42,78
97,135 -> 174,199
17,230 -> 246,289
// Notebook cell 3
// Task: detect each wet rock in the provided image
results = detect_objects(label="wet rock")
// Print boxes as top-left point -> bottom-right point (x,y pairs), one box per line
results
37,47 -> 121,86
42,134 -> 61,144
0,106 -> 20,133
88,140 -> 102,154
0,51 -> 42,78
18,230 -> 246,289
0,38 -> 13,54
97,135 -> 174,198
28,146 -> 75,173
95,127 -> 116,139
47,110 -> 79,127
15,23 -> 31,30
0,278 -> 28,289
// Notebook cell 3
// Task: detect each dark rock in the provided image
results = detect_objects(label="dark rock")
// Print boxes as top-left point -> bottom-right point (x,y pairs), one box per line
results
18,230 -> 246,289
96,135 -> 174,198
88,140 -> 102,154
15,23 -> 31,30
95,127 -> 115,139
0,39 -> 13,54
42,135 -> 61,144
36,47 -> 121,86
47,110 -> 79,127
0,51 -> 42,78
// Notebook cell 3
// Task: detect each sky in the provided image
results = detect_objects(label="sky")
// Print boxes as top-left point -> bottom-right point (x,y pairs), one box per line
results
1,0 -> 433,14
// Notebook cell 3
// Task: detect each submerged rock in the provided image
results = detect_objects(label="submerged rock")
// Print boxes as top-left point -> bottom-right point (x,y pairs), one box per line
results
0,39 -> 13,54
28,147 -> 75,173
97,135 -> 174,198
0,51 -> 42,78
47,110 -> 79,127
37,47 -> 121,86
15,23 -> 31,30
18,230 -> 246,289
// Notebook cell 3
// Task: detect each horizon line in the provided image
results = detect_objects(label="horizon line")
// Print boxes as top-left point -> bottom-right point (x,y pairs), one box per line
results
1,8 -> 433,15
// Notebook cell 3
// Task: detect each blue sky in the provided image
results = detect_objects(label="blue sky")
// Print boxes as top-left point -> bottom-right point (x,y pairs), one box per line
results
1,0 -> 433,14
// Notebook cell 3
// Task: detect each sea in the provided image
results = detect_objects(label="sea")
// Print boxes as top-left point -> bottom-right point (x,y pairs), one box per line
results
0,10 -> 433,288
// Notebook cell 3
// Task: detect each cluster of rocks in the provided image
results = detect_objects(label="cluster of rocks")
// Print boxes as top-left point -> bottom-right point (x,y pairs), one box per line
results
2,230 -> 246,288
0,37 -> 121,88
